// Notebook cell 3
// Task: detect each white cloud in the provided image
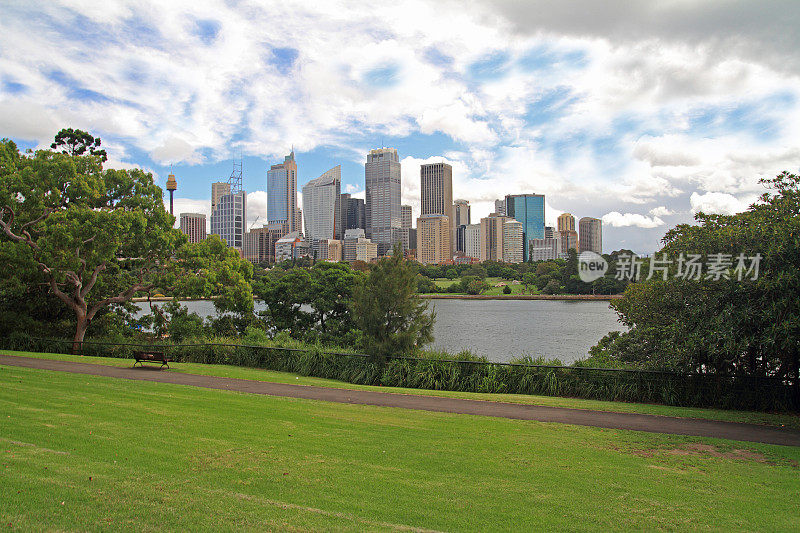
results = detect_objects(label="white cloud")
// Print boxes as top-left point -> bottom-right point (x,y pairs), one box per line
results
150,136 -> 203,165
602,211 -> 665,228
246,191 -> 267,228
689,192 -> 751,215
649,206 -> 674,217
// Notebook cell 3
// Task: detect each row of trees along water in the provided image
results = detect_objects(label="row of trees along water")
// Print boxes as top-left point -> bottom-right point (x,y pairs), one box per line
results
1,129 -> 798,400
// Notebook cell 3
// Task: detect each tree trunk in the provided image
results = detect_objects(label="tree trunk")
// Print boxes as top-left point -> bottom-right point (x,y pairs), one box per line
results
73,313 -> 88,355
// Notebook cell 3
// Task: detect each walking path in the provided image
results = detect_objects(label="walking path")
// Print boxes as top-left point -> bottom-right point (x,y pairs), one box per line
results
3,354 -> 799,446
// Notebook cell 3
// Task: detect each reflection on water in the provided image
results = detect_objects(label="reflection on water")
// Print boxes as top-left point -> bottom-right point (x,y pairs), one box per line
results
134,298 -> 623,364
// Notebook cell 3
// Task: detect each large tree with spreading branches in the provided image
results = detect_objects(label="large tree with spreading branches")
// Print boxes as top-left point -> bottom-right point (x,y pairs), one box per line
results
0,130 -> 184,352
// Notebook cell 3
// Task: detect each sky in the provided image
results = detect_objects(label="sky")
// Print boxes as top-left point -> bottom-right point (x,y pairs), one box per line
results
1,0 -> 799,253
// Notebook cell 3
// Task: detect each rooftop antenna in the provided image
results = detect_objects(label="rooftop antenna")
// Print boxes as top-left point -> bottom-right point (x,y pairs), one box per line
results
228,156 -> 243,194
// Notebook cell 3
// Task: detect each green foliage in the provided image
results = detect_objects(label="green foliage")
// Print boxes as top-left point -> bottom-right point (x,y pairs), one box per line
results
50,128 -> 107,162
351,243 -> 435,361
502,285 -> 512,294
0,136 -> 185,348
465,279 -> 488,295
591,172 -> 800,384
254,261 -> 364,344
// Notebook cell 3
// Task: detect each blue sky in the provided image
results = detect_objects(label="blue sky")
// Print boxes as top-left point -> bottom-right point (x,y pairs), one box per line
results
2,1 -> 799,253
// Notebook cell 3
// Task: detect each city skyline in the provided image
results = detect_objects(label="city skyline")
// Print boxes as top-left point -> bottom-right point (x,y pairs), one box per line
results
2,2 -> 799,254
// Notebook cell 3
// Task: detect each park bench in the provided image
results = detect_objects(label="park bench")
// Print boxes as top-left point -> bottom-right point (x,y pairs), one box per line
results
133,350 -> 172,369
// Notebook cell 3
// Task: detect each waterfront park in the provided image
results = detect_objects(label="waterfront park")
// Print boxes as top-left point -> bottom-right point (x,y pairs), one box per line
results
1,130 -> 799,531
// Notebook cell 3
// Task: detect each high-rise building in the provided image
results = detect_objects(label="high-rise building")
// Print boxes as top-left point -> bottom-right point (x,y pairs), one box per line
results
453,199 -> 470,226
315,239 -> 342,262
505,194 -> 545,262
558,229 -> 578,258
267,151 -> 298,234
421,162 -> 454,253
529,237 -> 560,262
401,204 -> 413,251
416,214 -> 451,265
480,214 -> 510,262
342,229 -> 365,262
211,182 -> 230,212
420,163 -> 453,217
579,217 -> 602,254
302,166 -> 341,244
452,199 -> 470,254
243,225 -> 283,264
557,213 -> 576,233
545,226 -> 555,239
179,213 -> 206,243
341,194 -> 366,231
494,198 -> 506,216
464,224 -> 481,259
365,147 -> 401,255
502,219 -> 523,264
210,191 -> 246,250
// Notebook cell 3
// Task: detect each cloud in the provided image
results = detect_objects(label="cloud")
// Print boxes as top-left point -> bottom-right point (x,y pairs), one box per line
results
246,191 -> 267,228
602,211 -> 665,228
150,136 -> 203,165
689,192 -> 751,215
649,206 -> 674,217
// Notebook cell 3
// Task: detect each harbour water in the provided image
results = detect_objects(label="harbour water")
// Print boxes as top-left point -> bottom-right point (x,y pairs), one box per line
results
134,298 -> 623,364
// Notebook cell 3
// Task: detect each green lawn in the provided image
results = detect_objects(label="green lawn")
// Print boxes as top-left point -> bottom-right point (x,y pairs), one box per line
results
4,350 -> 800,429
433,277 -> 533,295
1,365 -> 799,531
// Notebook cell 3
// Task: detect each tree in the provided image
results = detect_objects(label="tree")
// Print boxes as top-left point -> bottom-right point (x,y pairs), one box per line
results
522,272 -> 537,294
351,243 -> 434,362
0,136 -> 183,352
591,171 -> 800,383
50,128 -> 107,162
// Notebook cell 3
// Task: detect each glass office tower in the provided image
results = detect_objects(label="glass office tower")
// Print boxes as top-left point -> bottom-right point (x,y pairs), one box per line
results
505,194 -> 545,262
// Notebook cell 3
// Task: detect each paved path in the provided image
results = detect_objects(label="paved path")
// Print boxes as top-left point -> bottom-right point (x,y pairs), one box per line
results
3,354 -> 799,446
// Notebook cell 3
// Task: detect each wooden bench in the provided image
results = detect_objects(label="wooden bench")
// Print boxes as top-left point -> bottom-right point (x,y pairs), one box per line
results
133,350 -> 172,369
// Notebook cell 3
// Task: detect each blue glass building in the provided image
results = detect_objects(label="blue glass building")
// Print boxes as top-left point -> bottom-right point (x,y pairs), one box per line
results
505,194 -> 545,262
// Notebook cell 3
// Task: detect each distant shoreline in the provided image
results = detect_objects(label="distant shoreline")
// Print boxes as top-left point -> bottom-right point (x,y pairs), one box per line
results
420,294 -> 622,301
134,294 -> 622,303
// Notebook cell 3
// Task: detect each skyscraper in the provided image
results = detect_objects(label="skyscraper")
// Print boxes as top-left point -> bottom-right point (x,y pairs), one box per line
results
211,182 -> 231,212
179,213 -> 206,243
341,194 -> 366,231
502,219 -> 523,263
365,147 -> 401,255
421,162 -> 454,254
267,151 -> 298,234
464,224 -> 481,260
557,212 -> 576,233
480,214 -> 511,262
401,204 -> 413,251
302,166 -> 341,244
579,217 -> 603,254
166,172 -> 177,215
416,214 -> 451,265
452,199 -> 470,226
494,198 -> 506,216
505,194 -> 545,262
210,189 -> 246,250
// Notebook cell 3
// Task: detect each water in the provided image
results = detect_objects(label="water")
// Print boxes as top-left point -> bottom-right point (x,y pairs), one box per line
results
134,299 -> 623,364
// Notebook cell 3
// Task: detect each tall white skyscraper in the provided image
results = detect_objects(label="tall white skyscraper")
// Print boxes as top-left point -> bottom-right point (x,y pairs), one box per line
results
210,190 -> 246,250
267,151 -> 298,234
302,165 -> 341,243
365,147 -> 401,255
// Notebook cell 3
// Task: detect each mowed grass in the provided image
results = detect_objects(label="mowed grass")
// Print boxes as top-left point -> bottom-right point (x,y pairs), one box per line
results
1,366 -> 800,531
4,350 -> 800,429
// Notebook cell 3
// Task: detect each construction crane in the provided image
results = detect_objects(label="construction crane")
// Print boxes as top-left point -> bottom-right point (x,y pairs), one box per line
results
249,216 -> 262,230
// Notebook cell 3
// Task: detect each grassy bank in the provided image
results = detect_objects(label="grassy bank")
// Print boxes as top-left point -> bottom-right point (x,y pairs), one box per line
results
4,350 -> 799,429
2,365 -> 800,531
